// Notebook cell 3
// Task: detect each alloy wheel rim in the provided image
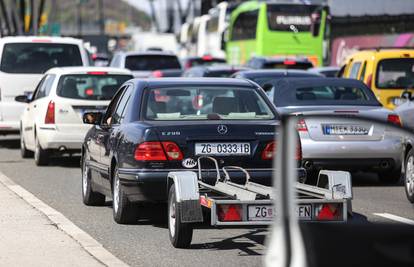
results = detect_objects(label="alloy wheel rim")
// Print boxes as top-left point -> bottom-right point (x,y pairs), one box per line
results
169,193 -> 176,237
406,156 -> 414,196
113,174 -> 120,213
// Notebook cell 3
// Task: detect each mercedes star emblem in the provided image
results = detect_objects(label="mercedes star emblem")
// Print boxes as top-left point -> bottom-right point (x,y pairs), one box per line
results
217,125 -> 228,134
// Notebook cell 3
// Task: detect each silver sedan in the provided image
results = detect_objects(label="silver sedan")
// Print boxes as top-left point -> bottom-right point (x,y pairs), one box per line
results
267,78 -> 404,184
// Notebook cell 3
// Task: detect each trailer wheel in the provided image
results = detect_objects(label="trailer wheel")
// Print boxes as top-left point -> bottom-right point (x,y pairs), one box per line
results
168,185 -> 193,248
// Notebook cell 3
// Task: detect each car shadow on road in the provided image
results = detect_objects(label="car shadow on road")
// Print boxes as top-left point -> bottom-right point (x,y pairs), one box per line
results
190,229 -> 266,255
0,139 -> 20,149
351,172 -> 404,187
47,156 -> 81,168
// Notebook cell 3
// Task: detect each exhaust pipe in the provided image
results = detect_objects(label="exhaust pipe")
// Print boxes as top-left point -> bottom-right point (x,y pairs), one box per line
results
303,160 -> 313,169
380,161 -> 389,169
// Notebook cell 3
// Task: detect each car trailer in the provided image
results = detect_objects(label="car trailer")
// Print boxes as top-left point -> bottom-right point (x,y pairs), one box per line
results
167,156 -> 353,248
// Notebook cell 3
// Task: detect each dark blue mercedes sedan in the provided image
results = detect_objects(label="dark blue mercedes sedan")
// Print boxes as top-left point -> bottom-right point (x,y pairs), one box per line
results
81,78 -> 283,224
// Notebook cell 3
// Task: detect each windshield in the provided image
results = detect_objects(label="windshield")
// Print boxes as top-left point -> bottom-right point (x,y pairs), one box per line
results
275,85 -> 381,106
125,55 -> 181,71
376,58 -> 414,89
267,4 -> 321,32
56,74 -> 132,100
0,43 -> 83,74
144,87 -> 275,120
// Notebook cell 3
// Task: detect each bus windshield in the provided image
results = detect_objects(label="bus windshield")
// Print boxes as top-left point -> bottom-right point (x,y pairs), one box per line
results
267,4 -> 320,32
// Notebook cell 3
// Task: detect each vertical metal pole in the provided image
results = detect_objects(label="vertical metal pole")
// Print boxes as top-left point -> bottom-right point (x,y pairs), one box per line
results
98,0 -> 104,35
0,0 -> 12,35
36,0 -> 45,35
11,0 -> 23,35
33,0 -> 39,35
77,0 -> 82,37
148,0 -> 159,32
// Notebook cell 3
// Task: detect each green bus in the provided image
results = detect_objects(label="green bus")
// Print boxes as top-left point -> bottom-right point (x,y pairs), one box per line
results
226,1 -> 330,67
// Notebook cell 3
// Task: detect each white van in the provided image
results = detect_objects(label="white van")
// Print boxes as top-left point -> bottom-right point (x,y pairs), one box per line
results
0,36 -> 90,135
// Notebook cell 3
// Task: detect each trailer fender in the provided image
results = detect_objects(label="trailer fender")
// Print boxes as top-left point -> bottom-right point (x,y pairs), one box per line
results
168,171 -> 203,223
317,170 -> 353,200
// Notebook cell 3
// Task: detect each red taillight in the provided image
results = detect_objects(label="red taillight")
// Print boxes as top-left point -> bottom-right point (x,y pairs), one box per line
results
315,204 -> 341,221
87,71 -> 108,75
135,142 -> 167,161
202,55 -> 213,61
161,142 -> 183,160
387,114 -> 402,127
262,141 -> 276,160
85,88 -> 94,96
217,204 -> 242,222
297,118 -> 308,132
152,70 -> 163,78
366,74 -> 372,88
45,101 -> 55,124
283,59 -> 296,65
134,141 -> 183,161
296,141 -> 302,161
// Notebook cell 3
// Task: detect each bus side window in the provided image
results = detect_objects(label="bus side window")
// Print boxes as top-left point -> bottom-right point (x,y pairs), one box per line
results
349,62 -> 362,79
231,10 -> 258,41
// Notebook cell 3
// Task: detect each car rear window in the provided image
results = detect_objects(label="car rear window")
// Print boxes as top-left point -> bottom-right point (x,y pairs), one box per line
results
205,70 -> 242,77
125,55 -> 181,71
376,58 -> 414,89
263,61 -> 313,70
0,43 -> 83,74
275,85 -> 381,106
187,58 -> 226,68
144,87 -> 275,120
56,74 -> 132,100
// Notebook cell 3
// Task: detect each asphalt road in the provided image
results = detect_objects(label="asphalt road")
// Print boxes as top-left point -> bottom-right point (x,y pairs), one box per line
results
0,137 -> 413,266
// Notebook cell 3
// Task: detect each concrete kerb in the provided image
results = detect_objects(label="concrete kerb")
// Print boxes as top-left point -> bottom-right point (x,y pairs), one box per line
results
0,171 -> 129,267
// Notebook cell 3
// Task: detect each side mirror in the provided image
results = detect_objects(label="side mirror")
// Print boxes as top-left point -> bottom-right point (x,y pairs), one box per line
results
83,112 -> 103,125
15,95 -> 30,103
401,91 -> 412,100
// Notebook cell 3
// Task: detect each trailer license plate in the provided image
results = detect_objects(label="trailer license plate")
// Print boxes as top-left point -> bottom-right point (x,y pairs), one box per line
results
248,205 -> 312,221
195,143 -> 251,156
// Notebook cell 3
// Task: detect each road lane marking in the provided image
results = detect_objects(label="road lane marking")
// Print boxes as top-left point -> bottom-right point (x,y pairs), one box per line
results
373,213 -> 414,225
0,171 -> 129,267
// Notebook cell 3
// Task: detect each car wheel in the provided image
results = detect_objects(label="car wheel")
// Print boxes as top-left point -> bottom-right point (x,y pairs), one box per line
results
168,185 -> 193,248
34,136 -> 49,166
82,156 -> 105,206
112,166 -> 138,224
378,169 -> 401,184
20,131 -> 33,158
404,149 -> 414,203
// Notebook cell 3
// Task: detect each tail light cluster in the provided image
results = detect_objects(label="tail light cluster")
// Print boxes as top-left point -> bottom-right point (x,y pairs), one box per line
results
134,141 -> 183,161
261,140 -> 302,161
387,114 -> 402,127
45,101 -> 55,124
315,203 -> 342,221
217,204 -> 242,222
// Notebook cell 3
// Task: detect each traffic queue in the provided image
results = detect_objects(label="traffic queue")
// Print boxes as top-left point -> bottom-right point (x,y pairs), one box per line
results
0,33 -> 413,248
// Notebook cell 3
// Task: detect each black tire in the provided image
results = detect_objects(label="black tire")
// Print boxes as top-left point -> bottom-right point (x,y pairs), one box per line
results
20,131 -> 33,158
34,136 -> 49,166
404,149 -> 414,203
81,156 -> 105,206
168,185 -> 193,248
378,169 -> 401,184
112,166 -> 138,224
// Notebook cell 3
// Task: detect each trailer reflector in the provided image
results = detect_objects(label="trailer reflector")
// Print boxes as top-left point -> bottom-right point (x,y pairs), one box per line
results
315,203 -> 342,221
217,204 -> 242,222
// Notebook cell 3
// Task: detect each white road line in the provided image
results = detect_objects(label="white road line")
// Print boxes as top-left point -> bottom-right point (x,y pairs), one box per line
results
373,213 -> 414,225
0,171 -> 129,267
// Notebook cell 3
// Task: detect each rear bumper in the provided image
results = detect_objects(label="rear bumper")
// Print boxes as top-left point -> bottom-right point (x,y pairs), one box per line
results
117,168 -> 306,203
37,125 -> 90,151
0,102 -> 25,134
301,137 -> 403,172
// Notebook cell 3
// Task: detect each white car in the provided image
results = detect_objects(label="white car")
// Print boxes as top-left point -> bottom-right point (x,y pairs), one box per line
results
0,36 -> 90,135
16,67 -> 133,165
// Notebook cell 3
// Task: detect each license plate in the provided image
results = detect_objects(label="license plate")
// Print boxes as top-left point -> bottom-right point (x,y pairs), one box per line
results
323,124 -> 369,135
248,205 -> 312,221
195,143 -> 251,156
